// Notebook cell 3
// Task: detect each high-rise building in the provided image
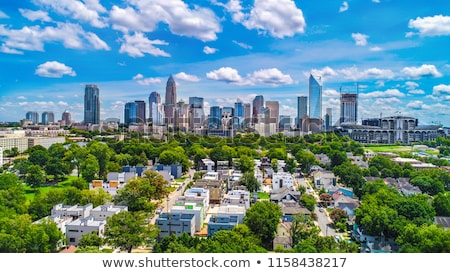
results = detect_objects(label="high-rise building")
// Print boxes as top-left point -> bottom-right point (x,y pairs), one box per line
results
243,103 -> 251,128
61,110 -> 72,126
124,102 -> 137,125
309,74 -> 322,119
41,111 -> 54,125
135,100 -> 146,124
149,91 -> 163,126
84,84 -> 100,125
279,115 -> 291,131
297,96 -> 308,129
209,106 -> 222,129
265,101 -> 280,130
325,108 -> 332,131
164,75 -> 177,125
340,93 -> 358,124
25,111 -> 39,124
189,97 -> 205,130
234,100 -> 244,130
252,95 -> 264,124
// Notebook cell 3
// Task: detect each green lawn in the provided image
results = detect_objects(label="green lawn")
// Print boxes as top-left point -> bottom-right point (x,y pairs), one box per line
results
24,176 -> 79,201
257,192 -> 270,199
364,145 -> 414,153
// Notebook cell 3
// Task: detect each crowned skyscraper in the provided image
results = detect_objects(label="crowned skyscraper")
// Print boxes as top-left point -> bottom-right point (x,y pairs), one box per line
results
309,74 -> 322,119
84,84 -> 100,125
164,75 -> 177,125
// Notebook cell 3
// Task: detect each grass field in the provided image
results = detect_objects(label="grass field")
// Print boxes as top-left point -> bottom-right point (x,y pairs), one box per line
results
24,176 -> 79,201
363,145 -> 414,153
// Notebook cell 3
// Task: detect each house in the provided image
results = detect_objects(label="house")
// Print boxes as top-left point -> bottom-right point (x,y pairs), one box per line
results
270,186 -> 301,204
65,216 -> 106,247
153,164 -> 182,179
179,187 -> 210,210
332,192 -> 360,216
170,203 -> 205,232
272,172 -> 295,191
222,189 -> 251,209
207,205 -> 246,236
199,158 -> 215,172
193,179 -> 223,205
273,221 -> 293,250
156,213 -> 196,238
90,203 -> 128,221
279,200 -> 311,222
313,170 -> 337,190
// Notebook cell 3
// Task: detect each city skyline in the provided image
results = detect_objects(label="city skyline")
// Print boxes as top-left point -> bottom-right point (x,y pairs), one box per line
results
0,1 -> 449,126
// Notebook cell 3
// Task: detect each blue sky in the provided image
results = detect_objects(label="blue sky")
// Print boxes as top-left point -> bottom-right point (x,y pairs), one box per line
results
0,0 -> 449,127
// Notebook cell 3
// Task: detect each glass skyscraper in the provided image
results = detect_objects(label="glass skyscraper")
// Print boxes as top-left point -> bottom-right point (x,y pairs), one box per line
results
309,74 -> 322,119
84,84 -> 100,125
209,106 -> 222,129
340,93 -> 358,124
164,75 -> 177,124
41,111 -> 54,125
25,111 -> 39,124
297,96 -> 307,129
135,100 -> 146,124
124,102 -> 137,125
149,91 -> 163,125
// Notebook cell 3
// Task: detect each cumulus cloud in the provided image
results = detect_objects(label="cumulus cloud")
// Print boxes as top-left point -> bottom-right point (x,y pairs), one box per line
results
359,89 -> 405,99
401,64 -> 442,78
339,66 -> 394,81
352,33 -> 369,46
309,66 -> 338,79
369,46 -> 383,52
212,0 -> 245,22
339,2 -> 349,13
19,9 -> 52,22
206,67 -> 293,86
174,72 -> 201,82
250,68 -> 293,86
132,74 -> 161,85
433,84 -> 450,95
242,0 -> 306,38
206,67 -> 243,83
110,0 -> 221,42
203,46 -> 218,54
119,32 -> 170,57
372,0 -> 380,3
35,61 -> 76,78
323,89 -> 340,98
407,15 -> 450,37
407,100 -> 429,110
0,23 -> 110,53
32,0 -> 107,28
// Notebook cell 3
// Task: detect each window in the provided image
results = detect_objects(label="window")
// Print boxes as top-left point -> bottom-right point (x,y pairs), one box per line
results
69,238 -> 75,243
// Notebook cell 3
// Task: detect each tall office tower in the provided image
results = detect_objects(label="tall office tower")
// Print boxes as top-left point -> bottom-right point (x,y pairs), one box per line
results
175,100 -> 189,131
279,115 -> 291,131
134,100 -> 146,124
265,101 -> 280,130
234,100 -> 244,130
149,91 -> 164,126
124,102 -> 137,125
243,103 -> 251,128
164,75 -> 177,124
340,93 -> 358,124
309,74 -> 322,119
25,111 -> 39,124
297,96 -> 308,129
84,84 -> 100,125
41,111 -> 55,125
325,108 -> 332,131
61,110 -> 72,126
209,106 -> 222,129
189,96 -> 206,130
252,95 -> 264,124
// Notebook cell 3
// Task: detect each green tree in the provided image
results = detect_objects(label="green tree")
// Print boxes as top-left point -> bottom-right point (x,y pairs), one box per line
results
299,194 -> 316,211
239,172 -> 260,193
295,149 -> 318,175
80,154 -> 99,182
104,211 -> 159,253
244,201 -> 282,249
396,223 -> 450,253
290,214 -> 320,246
79,231 -> 103,248
26,164 -> 45,188
236,155 -> 255,173
87,141 -> 113,180
285,157 -> 297,174
65,144 -> 88,177
432,192 -> 450,217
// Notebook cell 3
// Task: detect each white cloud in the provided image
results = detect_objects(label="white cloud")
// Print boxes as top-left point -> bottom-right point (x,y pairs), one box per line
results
0,45 -> 23,55
19,9 -> 52,22
323,89 -> 340,98
132,74 -> 161,85
310,66 -> 338,79
408,89 -> 425,95
0,23 -> 110,53
174,72 -> 201,82
339,2 -> 349,13
119,32 -> 170,57
242,0 -> 306,38
360,89 -> 405,99
58,101 -> 69,107
206,67 -> 293,86
35,61 -> 76,78
369,46 -> 383,52
249,68 -> 293,86
401,64 -> 442,78
17,96 -> 26,100
408,15 -> 450,37
433,84 -> 450,95
232,40 -> 253,49
372,0 -> 380,3
206,67 -> 243,83
351,33 -> 369,46
407,100 -> 429,110
212,0 -> 245,22
32,0 -> 107,28
110,0 -> 221,42
405,81 -> 419,90
339,66 -> 394,80
0,10 -> 9,18
203,46 -> 218,54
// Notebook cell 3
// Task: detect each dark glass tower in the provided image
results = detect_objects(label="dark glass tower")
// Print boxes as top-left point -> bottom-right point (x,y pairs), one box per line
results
84,84 -> 100,124
297,96 -> 308,129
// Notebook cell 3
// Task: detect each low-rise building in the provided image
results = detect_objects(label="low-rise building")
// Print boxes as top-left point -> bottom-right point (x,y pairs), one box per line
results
156,213 -> 196,238
272,172 -> 295,191
65,216 -> 106,247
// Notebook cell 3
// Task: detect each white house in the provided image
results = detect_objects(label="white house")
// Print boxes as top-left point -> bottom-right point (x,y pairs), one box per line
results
65,216 -> 106,246
272,172 -> 295,191
170,203 -> 205,232
90,203 -> 128,221
222,189 -> 251,209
